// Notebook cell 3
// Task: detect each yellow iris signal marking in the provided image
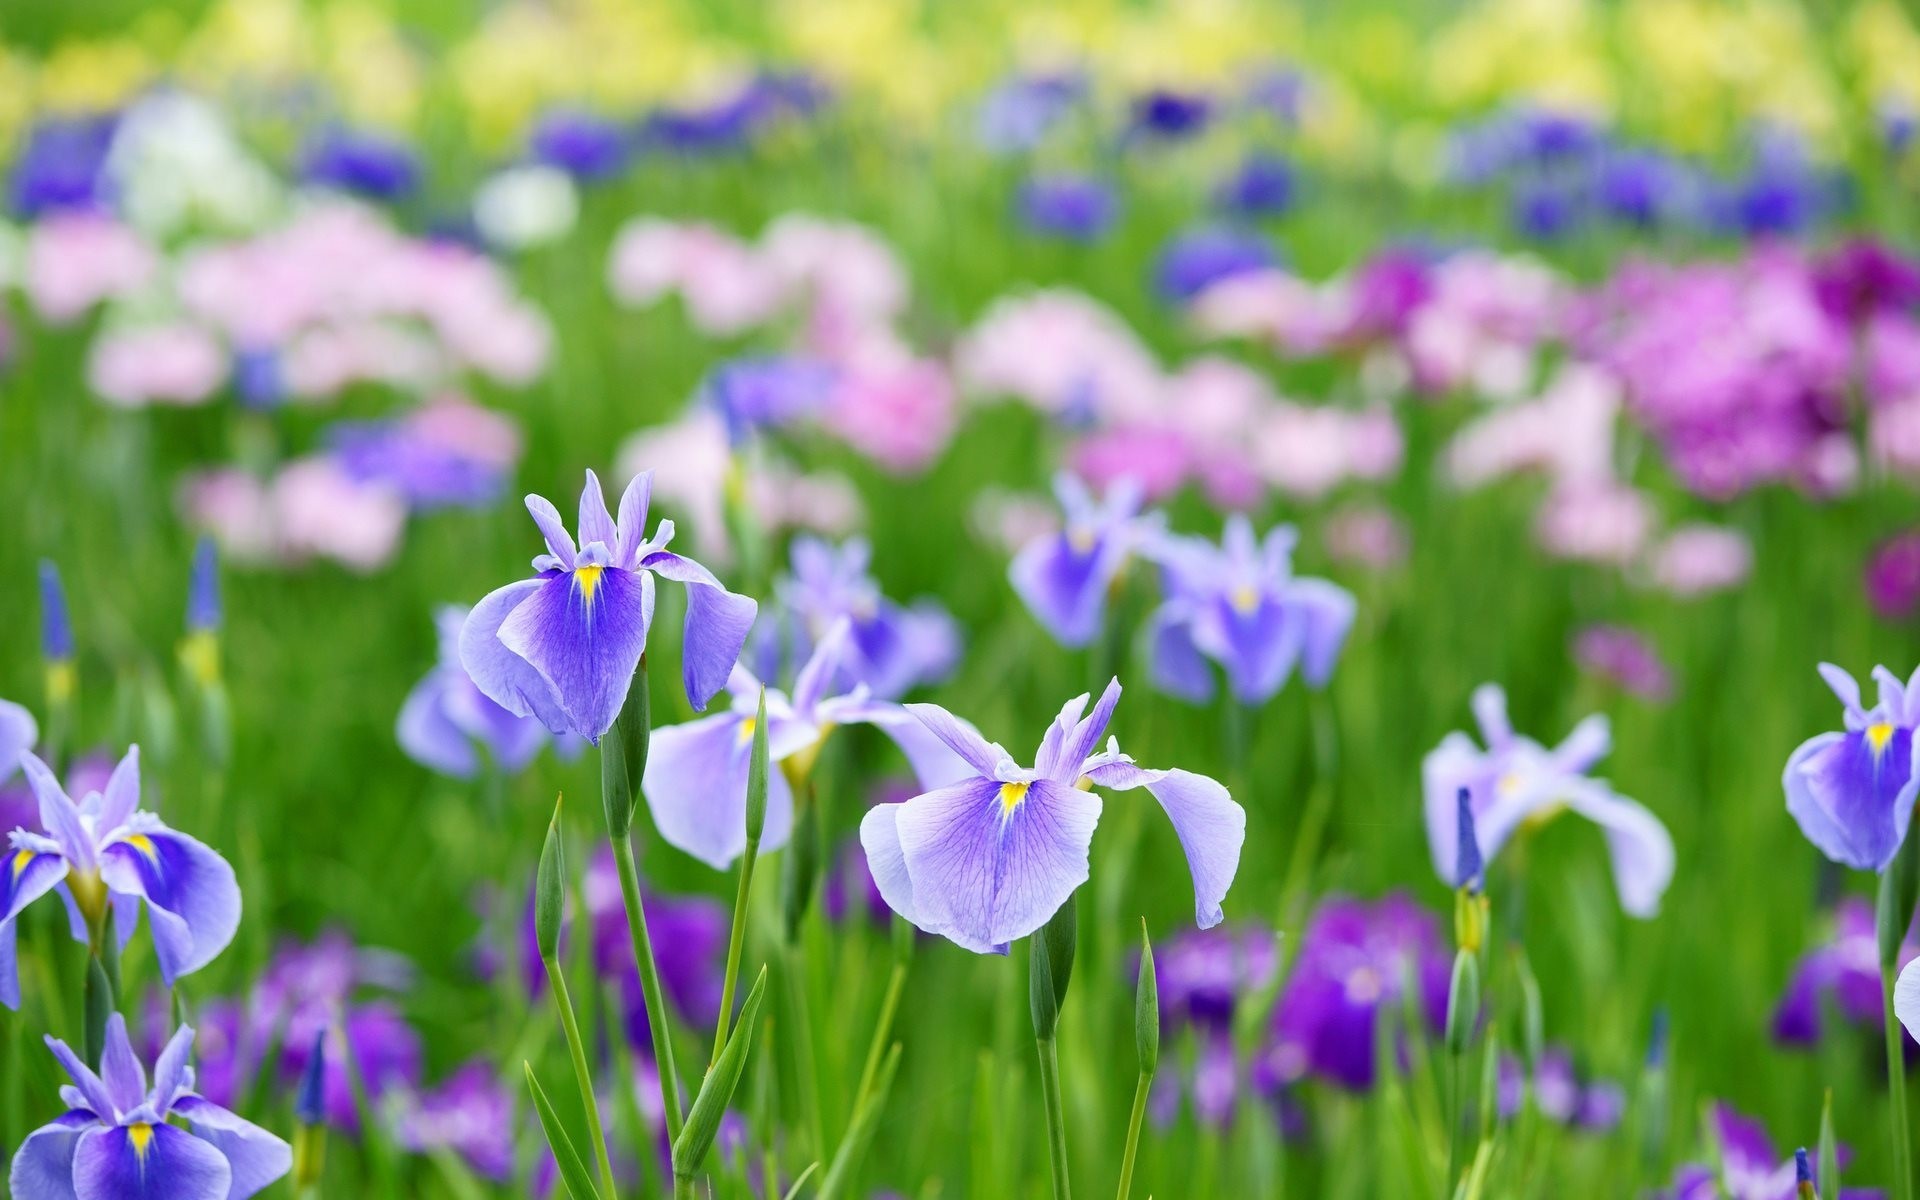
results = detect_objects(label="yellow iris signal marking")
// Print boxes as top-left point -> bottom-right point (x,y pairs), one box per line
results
1869,723 -> 1895,755
575,564 -> 605,604
998,781 -> 1030,816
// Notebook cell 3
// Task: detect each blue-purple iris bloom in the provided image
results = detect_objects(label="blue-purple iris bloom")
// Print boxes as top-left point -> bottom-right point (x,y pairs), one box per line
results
1130,90 -> 1212,141
763,535 -> 959,701
1148,517 -> 1356,705
703,358 -> 838,448
1784,663 -> 1920,872
9,115 -> 116,217
1009,474 -> 1163,649
299,128 -> 421,201
461,469 -> 758,741
1668,1104 -> 1877,1200
10,1015 -> 291,1200
644,619 -> 972,869
393,1062 -> 515,1182
401,606 -> 582,778
1777,896 -> 1915,1047
860,679 -> 1245,954
528,110 -> 633,181
1495,1047 -> 1625,1131
328,419 -> 509,511
187,538 -> 220,634
1153,227 -> 1277,302
1215,153 -> 1296,218
1016,174 -> 1119,241
1424,684 -> 1674,917
4,746 -> 241,1007
1145,925 -> 1279,1129
975,74 -> 1084,153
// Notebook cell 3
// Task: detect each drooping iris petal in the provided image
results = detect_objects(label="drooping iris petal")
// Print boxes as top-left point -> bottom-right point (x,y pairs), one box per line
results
459,578 -> 571,735
1009,530 -> 1118,648
97,821 -> 241,985
1292,578 -> 1357,689
497,566 -> 654,743
0,698 -> 39,780
1082,758 -> 1244,927
641,711 -> 798,869
892,777 -> 1102,953
1559,781 -> 1676,917
396,671 -> 480,778
636,550 -> 758,712
1147,605 -> 1216,704
7,1109 -> 94,1200
1193,590 -> 1304,704
73,1120 -> 232,1200
901,703 -> 1012,778
171,1095 -> 294,1200
857,804 -> 920,927
1786,725 -> 1920,870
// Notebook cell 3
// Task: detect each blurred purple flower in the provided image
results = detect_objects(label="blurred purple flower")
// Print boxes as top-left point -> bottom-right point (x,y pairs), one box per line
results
327,400 -> 522,512
1009,473 -> 1164,649
767,535 -> 960,701
9,115 -> 116,217
1865,533 -> 1920,621
1130,90 -> 1212,141
393,1062 -> 516,1181
703,358 -> 839,448
975,74 -> 1083,153
1017,174 -> 1118,241
1496,1047 -> 1626,1131
529,110 -> 632,181
1215,153 -> 1296,218
300,128 -> 421,201
1668,1103 -> 1877,1200
1155,227 -> 1277,302
1572,624 -> 1672,702
399,605 -> 582,778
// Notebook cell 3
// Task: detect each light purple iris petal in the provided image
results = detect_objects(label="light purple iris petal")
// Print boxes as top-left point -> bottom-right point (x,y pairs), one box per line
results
1290,579 -> 1356,689
576,469 -> 618,553
396,670 -> 480,778
641,712 -> 799,869
858,804 -> 919,927
1009,530 -> 1119,649
613,471 -> 654,566
1784,732 -> 1858,864
1035,680 -> 1121,782
818,698 -> 981,789
1082,758 -> 1244,927
148,1025 -> 195,1111
95,749 -> 141,838
1896,958 -> 1920,1044
1193,591 -> 1303,704
903,703 -> 1011,778
21,754 -> 96,870
459,579 -> 571,735
497,566 -> 653,743
97,820 -> 241,985
0,698 -> 36,783
97,1016 -> 147,1116
893,777 -> 1102,953
1147,605 -> 1216,703
525,495 -> 576,568
7,1109 -> 94,1200
74,1120 -> 232,1200
1559,782 -> 1675,917
172,1094 -> 294,1200
1788,725 -> 1920,870
637,550 -> 759,712
44,1036 -> 118,1126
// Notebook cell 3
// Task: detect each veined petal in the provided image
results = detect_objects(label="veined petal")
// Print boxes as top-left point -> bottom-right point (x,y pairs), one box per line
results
173,1095 -> 293,1200
98,1015 -> 147,1118
497,567 -> 653,743
641,712 -> 797,869
820,699 -> 980,790
98,820 -> 241,986
20,753 -> 95,870
7,1109 -> 95,1200
638,550 -> 757,711
894,777 -> 1101,953
612,470 -> 654,567
74,1120 -> 230,1200
1788,725 -> 1918,870
1560,781 -> 1675,918
858,803 -> 920,927
96,748 -> 141,837
524,494 -> 576,568
1082,758 -> 1244,927
459,579 -> 571,735
577,470 -> 617,554
902,703 -> 1010,779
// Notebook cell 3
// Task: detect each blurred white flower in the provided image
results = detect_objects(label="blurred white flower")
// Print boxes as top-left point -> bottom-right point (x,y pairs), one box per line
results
107,92 -> 282,238
473,165 -> 578,250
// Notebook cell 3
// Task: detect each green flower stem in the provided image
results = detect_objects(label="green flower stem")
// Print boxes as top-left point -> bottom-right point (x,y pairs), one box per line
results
1885,961 -> 1913,1200
542,954 -> 617,1200
611,832 -> 685,1147
711,834 -> 760,1070
1037,1035 -> 1072,1200
1115,1071 -> 1150,1200
853,958 -> 908,1112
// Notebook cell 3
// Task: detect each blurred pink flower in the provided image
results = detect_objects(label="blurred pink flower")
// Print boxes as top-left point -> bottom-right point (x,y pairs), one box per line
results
1188,269 -> 1342,356
1534,483 -> 1654,564
968,488 -> 1060,556
408,395 -> 523,468
824,352 -> 957,473
87,323 -> 227,407
957,288 -> 1162,422
178,470 -> 278,564
1068,426 -> 1192,501
25,214 -> 157,325
1572,625 -> 1672,701
1446,364 -> 1620,488
606,218 -> 784,336
1865,532 -> 1920,620
1403,252 -> 1564,398
1644,523 -> 1752,596
1322,504 -> 1409,571
761,214 -> 908,328
1251,402 -> 1403,500
271,458 -> 408,572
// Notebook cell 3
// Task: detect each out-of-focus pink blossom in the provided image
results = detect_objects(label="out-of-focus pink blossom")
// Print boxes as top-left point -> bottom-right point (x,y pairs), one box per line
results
761,213 -> 908,328
824,352 -> 957,474
1403,253 -> 1564,399
25,214 -> 157,325
271,458 -> 408,572
1865,531 -> 1920,620
280,321 -> 443,398
1535,483 -> 1654,565
407,395 -> 523,469
606,218 -> 785,336
1644,523 -> 1753,596
1322,504 -> 1408,571
968,488 -> 1060,556
957,288 -> 1162,422
1572,625 -> 1673,701
1446,364 -> 1620,488
1068,426 -> 1193,502
1873,399 -> 1920,475
1188,269 -> 1343,356
1251,402 -> 1403,500
178,470 -> 278,564
87,323 -> 227,407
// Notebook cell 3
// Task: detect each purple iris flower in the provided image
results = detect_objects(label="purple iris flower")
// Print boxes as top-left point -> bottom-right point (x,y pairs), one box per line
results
1784,663 -> 1920,872
1016,174 -> 1119,241
644,619 -> 973,869
393,1062 -> 515,1182
300,128 -> 421,201
400,606 -> 582,778
280,1003 -> 422,1134
859,678 -> 1246,954
1130,90 -> 1212,141
975,74 -> 1084,153
1592,149 -> 1695,228
0,698 -> 36,783
327,419 -> 510,512
770,535 -> 960,701
9,1015 -> 291,1200
1511,179 -> 1585,240
703,358 -> 838,448
528,109 -> 633,181
1494,1047 -> 1625,1131
1256,893 -> 1450,1093
461,469 -> 757,741
1009,473 -> 1164,649
1214,153 -> 1296,218
1148,517 -> 1356,705
1153,227 -> 1277,302
8,115 -> 117,217
3,747 -> 240,1007
1144,925 -> 1280,1129
1424,684 -> 1675,917
1669,1103 -> 1879,1200
1776,896 -> 1915,1046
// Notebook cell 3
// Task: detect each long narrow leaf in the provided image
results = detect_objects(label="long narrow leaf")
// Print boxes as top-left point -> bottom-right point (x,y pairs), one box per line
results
673,965 -> 770,1178
817,1042 -> 903,1200
525,1062 -> 602,1200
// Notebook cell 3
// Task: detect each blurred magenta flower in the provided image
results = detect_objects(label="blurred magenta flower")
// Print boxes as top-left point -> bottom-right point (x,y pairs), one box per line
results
1784,662 -> 1920,872
1571,625 -> 1673,702
1148,516 -> 1356,704
6,746 -> 241,1005
1009,473 -> 1163,648
821,351 -> 958,474
1865,532 -> 1920,620
860,679 -> 1245,953
1814,238 -> 1920,324
1776,896 -> 1916,1046
462,469 -> 757,740
9,1015 -> 290,1200
399,606 -> 582,778
1424,684 -> 1674,916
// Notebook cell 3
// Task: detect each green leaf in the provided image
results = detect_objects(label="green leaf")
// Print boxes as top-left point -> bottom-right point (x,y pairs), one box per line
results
745,687 -> 770,841
673,965 -> 770,1179
525,1062 -> 602,1200
780,1162 -> 821,1200
816,1042 -> 902,1200
1818,1087 -> 1839,1198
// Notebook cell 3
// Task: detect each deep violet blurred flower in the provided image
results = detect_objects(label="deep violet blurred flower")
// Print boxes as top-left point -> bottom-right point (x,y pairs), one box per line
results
1148,516 -> 1356,705
1511,179 -> 1585,241
703,357 -> 839,448
528,110 -> 633,182
8,1015 -> 290,1200
392,1062 -> 515,1181
1424,684 -> 1674,917
1215,153 -> 1296,218
1592,149 -> 1696,228
40,559 -> 74,666
1571,625 -> 1673,702
1784,662 -> 1920,872
1257,893 -> 1450,1093
1130,90 -> 1213,141
1495,1048 -> 1625,1131
400,606 -> 582,778
860,679 -> 1246,953
326,400 -> 522,511
1016,174 -> 1118,241
1777,896 -> 1917,1046
300,128 -> 421,201
1153,924 -> 1280,1033
642,73 -> 823,154
767,535 -> 959,701
1866,533 -> 1920,621
1815,240 -> 1920,324
460,469 -> 758,741
581,850 -> 730,1048
975,74 -> 1084,153
643,619 -> 972,869
1155,227 -> 1277,302
9,115 -> 117,217
1008,473 -> 1164,649
4,746 -> 241,1007
1668,1104 -> 1875,1200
